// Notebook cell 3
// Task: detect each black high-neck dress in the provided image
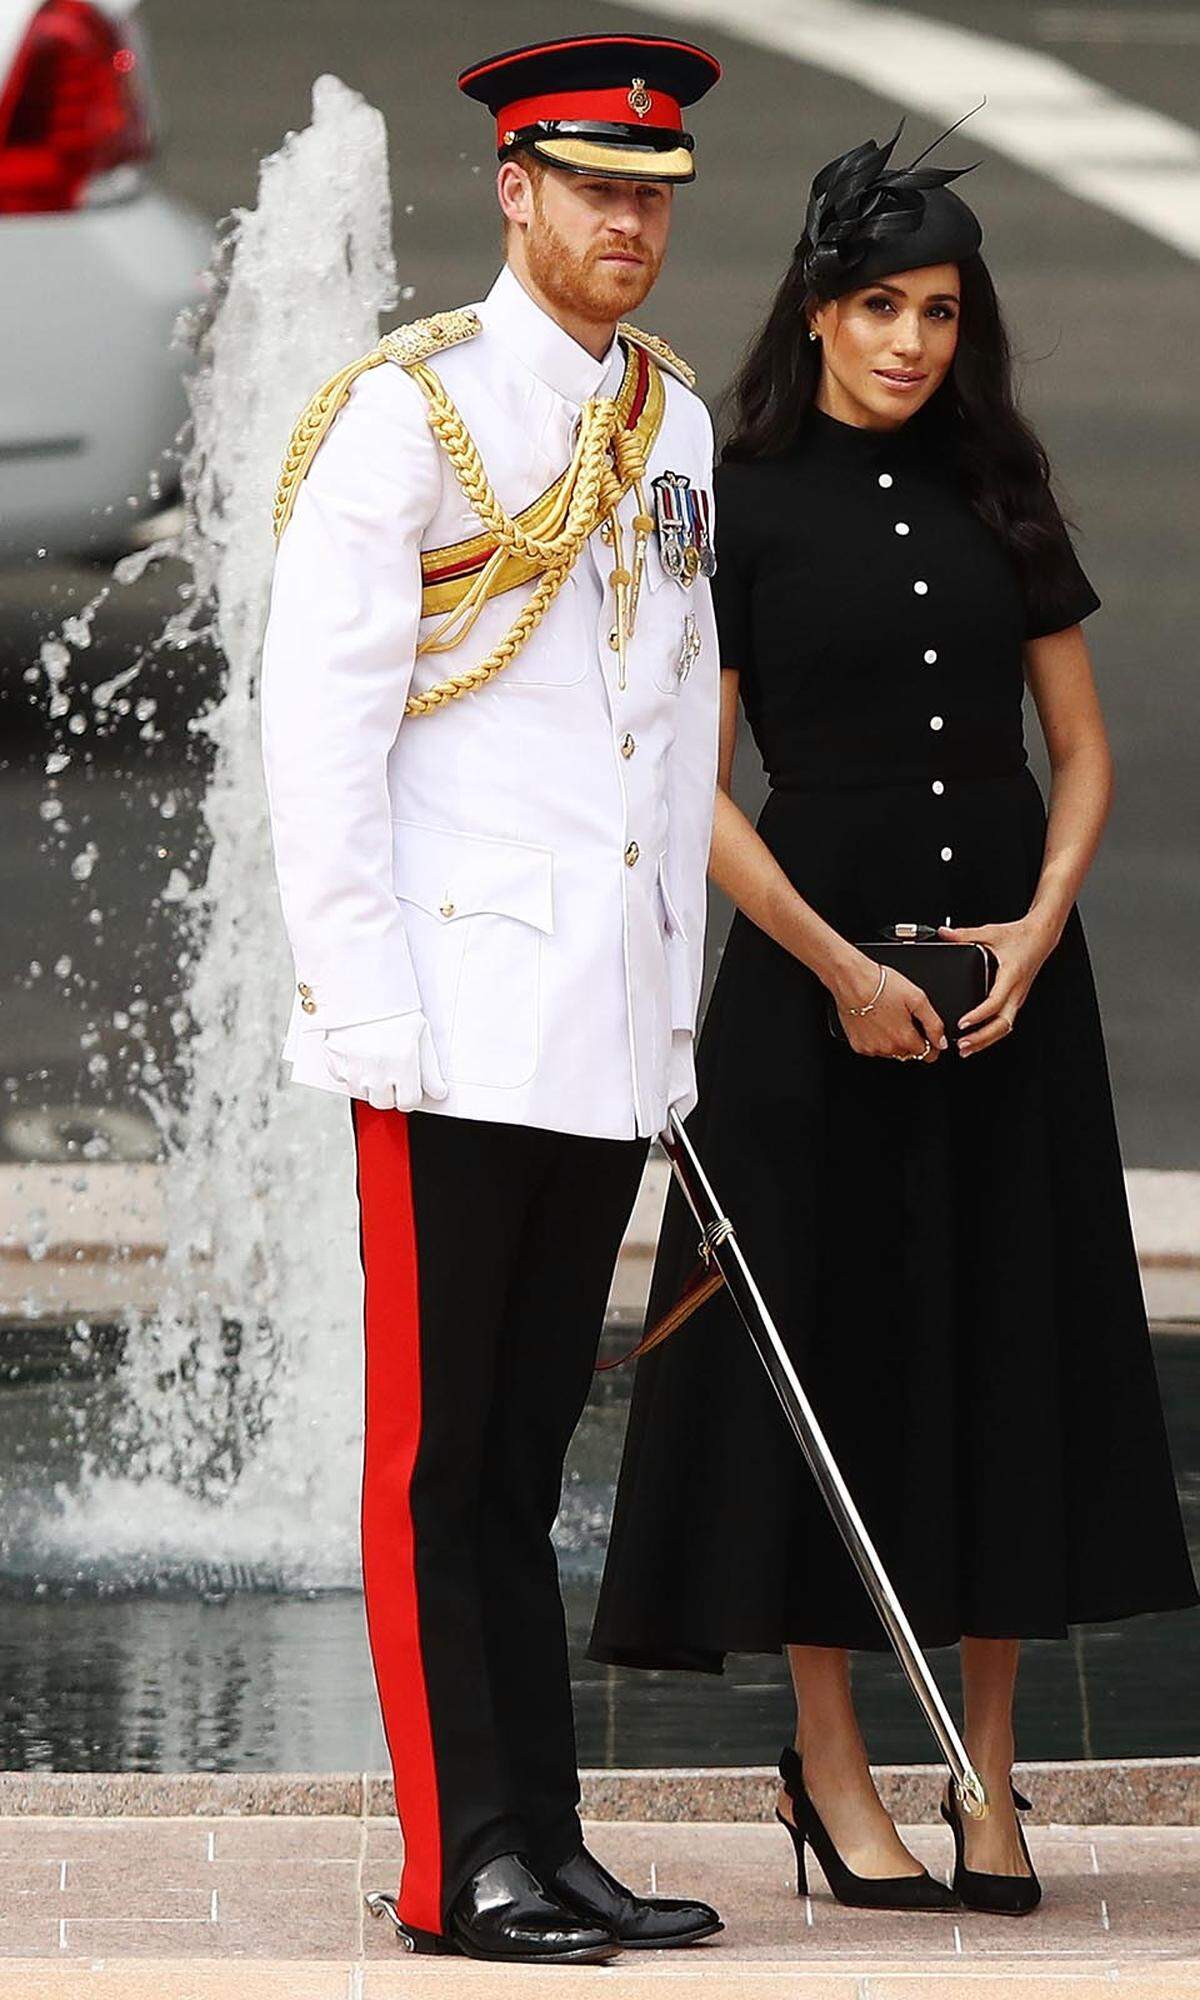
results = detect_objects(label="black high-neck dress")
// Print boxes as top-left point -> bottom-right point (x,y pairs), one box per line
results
590,404 -> 1196,1666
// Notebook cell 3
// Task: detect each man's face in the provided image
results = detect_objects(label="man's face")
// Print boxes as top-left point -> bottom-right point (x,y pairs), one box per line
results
518,165 -> 674,325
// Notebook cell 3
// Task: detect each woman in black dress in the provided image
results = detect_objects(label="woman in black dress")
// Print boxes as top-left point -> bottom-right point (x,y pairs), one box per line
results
591,128 -> 1196,1915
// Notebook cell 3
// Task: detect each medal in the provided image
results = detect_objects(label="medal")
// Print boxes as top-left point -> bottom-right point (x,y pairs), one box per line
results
690,486 -> 717,579
652,471 -> 688,582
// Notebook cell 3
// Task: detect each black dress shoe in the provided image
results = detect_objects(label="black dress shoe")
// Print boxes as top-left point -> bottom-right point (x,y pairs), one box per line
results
366,1853 -> 618,1962
546,1844 -> 724,1948
778,1748 -> 958,1912
941,1781 -> 1043,1916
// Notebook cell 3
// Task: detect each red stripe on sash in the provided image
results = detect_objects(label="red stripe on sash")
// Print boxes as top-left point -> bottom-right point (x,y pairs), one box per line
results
354,1103 -> 443,1934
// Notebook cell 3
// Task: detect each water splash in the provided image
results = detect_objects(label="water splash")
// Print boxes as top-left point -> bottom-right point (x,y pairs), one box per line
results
41,75 -> 398,1587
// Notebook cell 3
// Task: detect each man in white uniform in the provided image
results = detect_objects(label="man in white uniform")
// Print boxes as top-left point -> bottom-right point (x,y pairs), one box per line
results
261,34 -> 722,1965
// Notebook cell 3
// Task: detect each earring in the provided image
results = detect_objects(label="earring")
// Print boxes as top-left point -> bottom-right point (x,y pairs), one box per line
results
808,328 -> 819,342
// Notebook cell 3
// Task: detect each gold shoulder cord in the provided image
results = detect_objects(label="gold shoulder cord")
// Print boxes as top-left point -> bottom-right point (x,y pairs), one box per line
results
273,311 -> 692,717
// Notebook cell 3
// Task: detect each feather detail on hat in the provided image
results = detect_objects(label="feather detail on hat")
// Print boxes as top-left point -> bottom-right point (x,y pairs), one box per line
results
798,115 -> 982,295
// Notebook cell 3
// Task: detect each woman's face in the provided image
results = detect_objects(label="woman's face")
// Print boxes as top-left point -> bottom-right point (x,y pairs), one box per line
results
811,264 -> 961,428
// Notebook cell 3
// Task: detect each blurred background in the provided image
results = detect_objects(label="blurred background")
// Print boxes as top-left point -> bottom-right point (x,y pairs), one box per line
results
1,0 -> 1197,1778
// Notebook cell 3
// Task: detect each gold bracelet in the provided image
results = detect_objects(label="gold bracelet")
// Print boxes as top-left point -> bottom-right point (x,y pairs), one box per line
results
846,964 -> 887,1018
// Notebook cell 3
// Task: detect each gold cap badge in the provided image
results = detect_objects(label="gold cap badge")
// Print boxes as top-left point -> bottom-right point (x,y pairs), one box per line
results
628,77 -> 652,119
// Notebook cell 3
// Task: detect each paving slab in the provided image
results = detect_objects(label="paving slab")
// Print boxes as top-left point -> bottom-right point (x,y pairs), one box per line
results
4,1961 -> 1200,1999
1,1816 -> 1196,1992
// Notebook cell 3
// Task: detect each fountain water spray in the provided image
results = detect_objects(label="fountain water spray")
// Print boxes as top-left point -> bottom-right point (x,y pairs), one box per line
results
43,76 -> 398,1587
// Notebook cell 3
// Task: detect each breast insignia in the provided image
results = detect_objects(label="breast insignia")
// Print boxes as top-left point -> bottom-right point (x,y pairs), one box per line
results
617,322 -> 696,390
379,308 -> 482,369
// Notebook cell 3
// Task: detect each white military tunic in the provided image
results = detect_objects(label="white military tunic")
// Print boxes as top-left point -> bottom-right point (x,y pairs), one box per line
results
261,265 -> 719,1142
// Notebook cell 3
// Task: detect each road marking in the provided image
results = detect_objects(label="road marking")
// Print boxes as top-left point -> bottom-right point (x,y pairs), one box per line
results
628,0 -> 1200,258
1100,1895 -> 1111,1929
1038,7 -> 1200,45
59,1860 -> 67,1892
1090,1839 -> 1101,1874
953,1921 -> 964,1954
805,1892 -> 814,1927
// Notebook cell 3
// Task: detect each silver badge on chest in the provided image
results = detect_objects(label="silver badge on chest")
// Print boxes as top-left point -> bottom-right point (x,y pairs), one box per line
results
677,612 -> 702,683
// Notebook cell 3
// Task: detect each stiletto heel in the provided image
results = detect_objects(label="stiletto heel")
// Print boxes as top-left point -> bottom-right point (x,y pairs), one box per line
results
940,1780 -> 1042,1916
775,1807 -> 808,1895
778,1748 -> 957,1912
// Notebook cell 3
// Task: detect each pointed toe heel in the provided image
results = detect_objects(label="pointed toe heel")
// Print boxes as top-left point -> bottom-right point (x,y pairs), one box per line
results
941,1781 -> 1042,1916
778,1748 -> 956,1913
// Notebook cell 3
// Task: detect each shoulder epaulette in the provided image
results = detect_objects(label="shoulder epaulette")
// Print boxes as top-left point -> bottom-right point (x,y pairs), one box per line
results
272,309 -> 482,541
379,307 -> 482,369
618,322 -> 696,390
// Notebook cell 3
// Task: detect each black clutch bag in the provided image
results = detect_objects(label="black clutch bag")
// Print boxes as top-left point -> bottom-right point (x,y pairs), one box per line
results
827,924 -> 996,1045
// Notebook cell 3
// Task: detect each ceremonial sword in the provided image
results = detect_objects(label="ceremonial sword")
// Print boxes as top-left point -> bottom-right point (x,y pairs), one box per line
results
659,1109 -> 989,1821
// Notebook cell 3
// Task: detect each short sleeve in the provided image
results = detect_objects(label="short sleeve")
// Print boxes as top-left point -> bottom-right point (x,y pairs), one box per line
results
1023,505 -> 1101,641
712,461 -> 756,673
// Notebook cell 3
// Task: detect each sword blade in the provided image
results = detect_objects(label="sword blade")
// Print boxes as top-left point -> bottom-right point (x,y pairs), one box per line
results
661,1111 -> 988,1819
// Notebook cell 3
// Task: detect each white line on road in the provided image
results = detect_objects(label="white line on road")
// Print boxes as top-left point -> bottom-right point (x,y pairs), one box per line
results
628,0 -> 1200,259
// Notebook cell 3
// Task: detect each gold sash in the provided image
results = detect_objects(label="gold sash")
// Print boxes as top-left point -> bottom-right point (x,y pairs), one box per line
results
417,336 -> 665,621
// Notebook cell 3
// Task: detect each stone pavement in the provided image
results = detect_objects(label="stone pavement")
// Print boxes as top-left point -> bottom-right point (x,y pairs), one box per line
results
1,1817 -> 1197,1997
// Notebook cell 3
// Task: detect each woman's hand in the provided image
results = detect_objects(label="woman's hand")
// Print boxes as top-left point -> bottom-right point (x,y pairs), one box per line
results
829,951 -> 948,1063
938,917 -> 1058,1056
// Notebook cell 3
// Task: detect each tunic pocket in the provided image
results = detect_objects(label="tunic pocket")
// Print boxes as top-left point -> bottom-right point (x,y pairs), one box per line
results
392,821 -> 554,1089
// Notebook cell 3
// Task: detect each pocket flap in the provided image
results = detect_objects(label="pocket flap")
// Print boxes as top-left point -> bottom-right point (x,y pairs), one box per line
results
393,821 -> 554,934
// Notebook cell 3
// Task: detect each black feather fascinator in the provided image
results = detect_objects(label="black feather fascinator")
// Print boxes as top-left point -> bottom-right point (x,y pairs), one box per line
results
798,113 -> 984,298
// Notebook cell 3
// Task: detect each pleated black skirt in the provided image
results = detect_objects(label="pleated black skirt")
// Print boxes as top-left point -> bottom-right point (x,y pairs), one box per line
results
590,771 -> 1197,1666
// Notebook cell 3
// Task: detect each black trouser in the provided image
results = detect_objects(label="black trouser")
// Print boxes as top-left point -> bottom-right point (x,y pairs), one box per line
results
352,1103 -> 648,1934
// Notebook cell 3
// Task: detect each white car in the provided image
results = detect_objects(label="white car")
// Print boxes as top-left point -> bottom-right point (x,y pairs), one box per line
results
0,0 -> 211,555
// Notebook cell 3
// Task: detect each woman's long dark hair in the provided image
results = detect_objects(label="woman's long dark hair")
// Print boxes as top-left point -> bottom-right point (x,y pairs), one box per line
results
722,246 -> 1082,628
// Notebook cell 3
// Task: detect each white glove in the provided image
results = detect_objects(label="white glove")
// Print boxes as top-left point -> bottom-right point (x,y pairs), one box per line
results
322,1010 -> 448,1111
666,1028 -> 697,1123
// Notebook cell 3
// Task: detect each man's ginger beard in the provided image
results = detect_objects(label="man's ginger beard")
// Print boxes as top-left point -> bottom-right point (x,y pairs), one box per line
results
523,195 -> 661,326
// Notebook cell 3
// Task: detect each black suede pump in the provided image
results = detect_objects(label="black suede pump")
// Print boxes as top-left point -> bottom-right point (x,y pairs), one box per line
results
777,1749 -> 957,1912
941,1781 -> 1043,1916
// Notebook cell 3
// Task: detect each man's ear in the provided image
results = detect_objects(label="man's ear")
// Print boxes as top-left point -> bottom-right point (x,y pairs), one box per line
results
497,159 -> 535,233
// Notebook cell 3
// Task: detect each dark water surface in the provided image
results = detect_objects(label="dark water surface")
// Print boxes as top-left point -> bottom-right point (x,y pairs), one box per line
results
1,1330 -> 1196,1775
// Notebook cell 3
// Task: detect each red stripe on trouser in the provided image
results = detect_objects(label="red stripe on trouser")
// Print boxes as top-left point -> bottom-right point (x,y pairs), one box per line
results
354,1103 -> 443,1935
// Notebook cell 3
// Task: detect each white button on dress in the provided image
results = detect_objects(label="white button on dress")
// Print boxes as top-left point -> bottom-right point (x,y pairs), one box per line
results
932,780 -> 945,796
913,580 -> 928,595
941,846 -> 954,862
878,472 -> 893,489
930,716 -> 944,731
924,648 -> 938,664
895,521 -> 910,536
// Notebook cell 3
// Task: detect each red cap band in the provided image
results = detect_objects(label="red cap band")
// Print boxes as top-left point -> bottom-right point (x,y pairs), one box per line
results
496,84 -> 682,147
